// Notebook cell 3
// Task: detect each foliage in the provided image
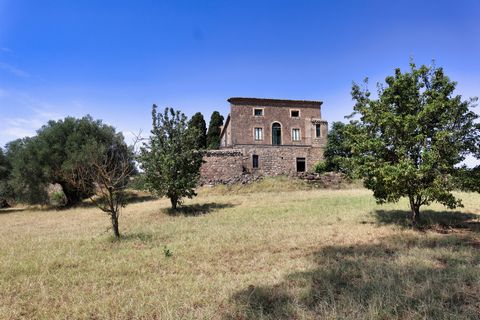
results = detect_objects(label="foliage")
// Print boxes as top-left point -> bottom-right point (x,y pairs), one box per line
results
346,62 -> 479,222
206,111 -> 224,149
323,121 -> 354,176
0,148 -> 13,207
139,105 -> 204,210
313,160 -> 328,174
5,138 -> 48,204
48,184 -> 67,208
454,165 -> 480,193
127,173 -> 148,191
188,112 -> 207,149
5,116 -> 126,206
163,246 -> 173,257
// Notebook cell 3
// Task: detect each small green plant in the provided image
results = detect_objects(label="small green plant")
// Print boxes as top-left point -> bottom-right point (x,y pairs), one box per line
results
49,190 -> 67,208
163,246 -> 173,257
313,161 -> 328,174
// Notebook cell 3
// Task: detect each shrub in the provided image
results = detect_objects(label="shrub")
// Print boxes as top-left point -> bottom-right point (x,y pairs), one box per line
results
47,184 -> 68,208
313,161 -> 328,174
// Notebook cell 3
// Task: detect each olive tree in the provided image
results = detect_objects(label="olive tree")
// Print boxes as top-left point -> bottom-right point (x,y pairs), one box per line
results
0,148 -> 13,208
6,116 -> 126,206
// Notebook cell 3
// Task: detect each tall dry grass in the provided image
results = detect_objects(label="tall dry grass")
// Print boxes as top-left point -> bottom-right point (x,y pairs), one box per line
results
0,180 -> 478,319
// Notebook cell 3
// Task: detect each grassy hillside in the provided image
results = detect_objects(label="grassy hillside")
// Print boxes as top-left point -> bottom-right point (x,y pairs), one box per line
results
0,181 -> 479,319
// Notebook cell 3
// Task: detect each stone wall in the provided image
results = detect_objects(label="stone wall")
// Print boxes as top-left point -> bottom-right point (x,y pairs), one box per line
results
241,145 -> 324,175
200,149 -> 244,185
200,146 -> 324,184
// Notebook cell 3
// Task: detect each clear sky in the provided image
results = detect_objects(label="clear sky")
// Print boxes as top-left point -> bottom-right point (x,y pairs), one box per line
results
0,0 -> 479,157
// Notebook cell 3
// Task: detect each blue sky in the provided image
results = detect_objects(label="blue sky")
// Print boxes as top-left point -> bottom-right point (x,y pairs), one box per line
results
0,0 -> 479,161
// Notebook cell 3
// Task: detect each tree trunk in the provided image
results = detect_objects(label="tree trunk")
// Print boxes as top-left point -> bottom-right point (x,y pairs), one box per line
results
409,196 -> 421,224
111,213 -> 120,238
170,197 -> 178,210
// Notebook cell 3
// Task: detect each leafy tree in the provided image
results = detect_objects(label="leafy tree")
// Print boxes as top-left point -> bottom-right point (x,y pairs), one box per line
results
6,116 -> 127,206
188,112 -> 207,149
75,141 -> 136,238
139,105 -> 203,210
0,148 -> 13,208
206,111 -> 224,149
455,165 -> 480,193
346,62 -> 479,223
322,121 -> 353,175
6,138 -> 48,204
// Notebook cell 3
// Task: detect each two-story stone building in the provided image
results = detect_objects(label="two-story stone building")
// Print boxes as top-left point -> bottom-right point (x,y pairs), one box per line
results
200,97 -> 328,183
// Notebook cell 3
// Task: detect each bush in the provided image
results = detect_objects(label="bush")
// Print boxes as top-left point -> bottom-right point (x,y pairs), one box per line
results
127,173 -> 147,191
313,161 -> 328,174
47,184 -> 68,208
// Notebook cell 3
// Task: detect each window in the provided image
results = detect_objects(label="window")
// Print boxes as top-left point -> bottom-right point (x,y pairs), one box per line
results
254,127 -> 263,141
316,124 -> 321,138
296,157 -> 306,172
292,128 -> 300,141
272,123 -> 282,145
254,108 -> 263,116
252,155 -> 259,169
291,110 -> 300,118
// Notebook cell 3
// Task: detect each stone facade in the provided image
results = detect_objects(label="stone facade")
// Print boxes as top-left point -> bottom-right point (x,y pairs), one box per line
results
201,97 -> 328,183
241,145 -> 324,175
200,150 -> 244,184
222,97 -> 327,147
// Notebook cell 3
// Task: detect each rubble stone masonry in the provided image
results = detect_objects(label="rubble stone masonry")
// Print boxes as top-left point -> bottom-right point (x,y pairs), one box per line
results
200,150 -> 244,184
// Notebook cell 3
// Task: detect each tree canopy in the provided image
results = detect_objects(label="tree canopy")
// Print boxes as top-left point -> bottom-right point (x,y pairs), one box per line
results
206,111 -> 224,149
322,121 -> 353,176
0,148 -> 12,207
6,116 -> 127,206
188,112 -> 207,149
139,105 -> 203,209
455,165 -> 480,193
346,62 -> 479,223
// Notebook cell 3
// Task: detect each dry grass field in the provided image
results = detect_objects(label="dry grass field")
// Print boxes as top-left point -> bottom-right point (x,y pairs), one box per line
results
0,178 -> 479,319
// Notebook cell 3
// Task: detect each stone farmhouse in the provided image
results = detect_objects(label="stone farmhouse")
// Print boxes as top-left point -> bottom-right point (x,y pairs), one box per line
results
200,97 -> 328,184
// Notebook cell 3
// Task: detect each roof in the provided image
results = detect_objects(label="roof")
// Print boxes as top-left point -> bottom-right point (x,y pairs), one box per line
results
227,97 -> 323,108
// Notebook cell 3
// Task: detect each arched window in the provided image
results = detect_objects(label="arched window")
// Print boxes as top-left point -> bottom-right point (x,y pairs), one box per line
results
272,122 -> 282,145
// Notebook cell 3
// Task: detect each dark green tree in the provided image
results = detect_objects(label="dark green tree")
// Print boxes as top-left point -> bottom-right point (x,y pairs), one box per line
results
0,148 -> 13,208
139,105 -> 203,210
6,138 -> 48,204
455,165 -> 480,193
6,116 -> 127,206
322,121 -> 353,175
346,62 -> 479,223
206,111 -> 224,149
188,112 -> 207,149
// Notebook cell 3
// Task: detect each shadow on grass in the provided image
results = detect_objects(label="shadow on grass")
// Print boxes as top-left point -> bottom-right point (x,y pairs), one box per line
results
225,233 -> 480,319
0,206 -> 55,214
0,207 -> 26,214
76,192 -> 158,209
109,232 -> 154,243
373,209 -> 480,233
163,202 -> 235,216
